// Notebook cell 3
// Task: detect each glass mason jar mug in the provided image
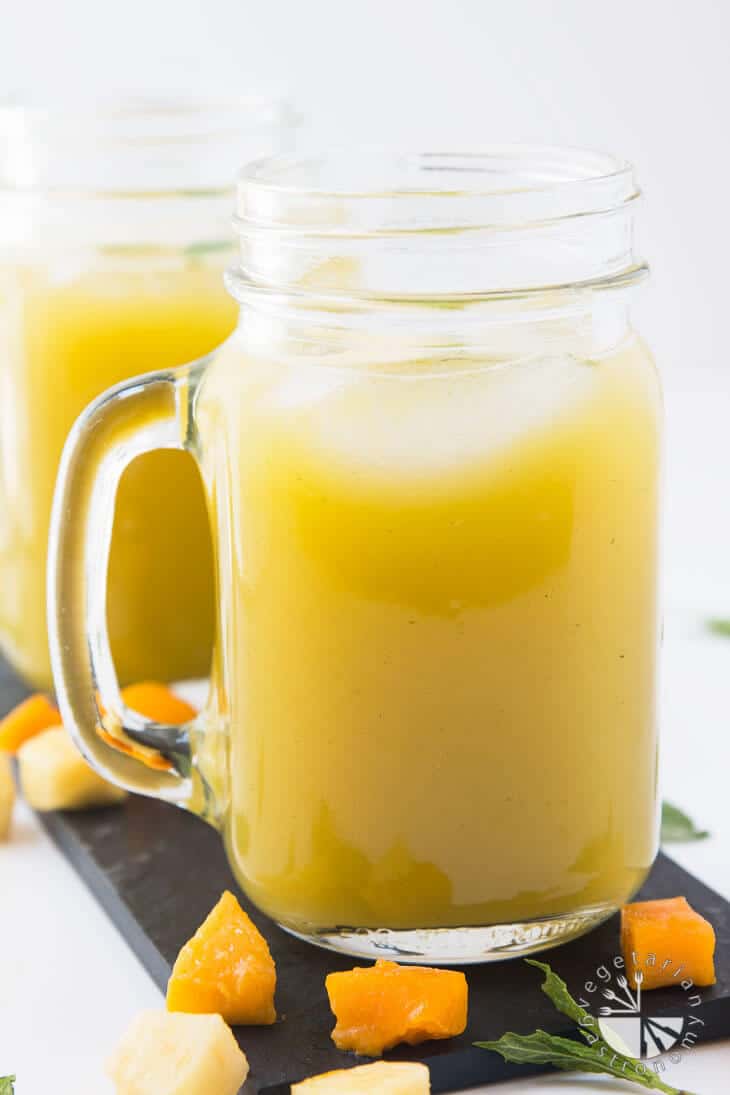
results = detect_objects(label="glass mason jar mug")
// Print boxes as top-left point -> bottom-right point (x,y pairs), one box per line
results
0,96 -> 291,688
49,149 -> 661,962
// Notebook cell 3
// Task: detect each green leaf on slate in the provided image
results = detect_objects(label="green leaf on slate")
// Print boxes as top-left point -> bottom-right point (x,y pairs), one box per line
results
476,960 -> 693,1094
524,958 -> 593,1034
661,801 -> 709,843
476,1030 -> 685,1093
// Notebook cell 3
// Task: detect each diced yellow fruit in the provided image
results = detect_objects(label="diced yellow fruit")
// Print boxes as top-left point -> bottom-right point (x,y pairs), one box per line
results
18,726 -> 127,811
621,896 -> 716,988
96,682 -> 199,773
0,693 -> 60,753
167,890 -> 277,1025
326,960 -> 467,1056
292,1060 -> 430,1094
0,754 -> 15,839
107,1009 -> 248,1095
121,681 -> 198,725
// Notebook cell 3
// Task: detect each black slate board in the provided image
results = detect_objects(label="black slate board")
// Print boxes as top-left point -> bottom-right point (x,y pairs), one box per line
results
3,658 -> 729,1092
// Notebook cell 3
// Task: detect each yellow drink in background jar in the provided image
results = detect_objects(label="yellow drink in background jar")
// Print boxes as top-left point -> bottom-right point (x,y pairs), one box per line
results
0,97 -> 290,688
0,255 -> 236,687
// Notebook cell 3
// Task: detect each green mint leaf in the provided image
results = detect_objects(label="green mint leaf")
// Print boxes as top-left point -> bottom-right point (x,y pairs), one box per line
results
524,958 -> 593,1034
0,1077 -> 15,1095
661,801 -> 709,843
476,1031 -> 685,1093
184,240 -> 233,259
707,617 -> 730,637
476,961 -> 695,1094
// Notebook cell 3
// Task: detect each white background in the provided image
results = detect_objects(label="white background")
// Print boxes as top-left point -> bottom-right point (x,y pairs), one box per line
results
1,1 -> 730,1092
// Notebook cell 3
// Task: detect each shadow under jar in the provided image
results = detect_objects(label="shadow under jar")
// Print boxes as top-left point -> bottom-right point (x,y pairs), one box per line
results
49,148 -> 662,962
0,96 -> 292,687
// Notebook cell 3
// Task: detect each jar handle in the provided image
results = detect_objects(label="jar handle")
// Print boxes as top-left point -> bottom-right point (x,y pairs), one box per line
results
47,366 -> 214,818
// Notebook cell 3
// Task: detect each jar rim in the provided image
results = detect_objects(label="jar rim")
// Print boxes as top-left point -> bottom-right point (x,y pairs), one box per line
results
0,93 -> 295,194
236,145 -> 639,236
232,145 -> 645,301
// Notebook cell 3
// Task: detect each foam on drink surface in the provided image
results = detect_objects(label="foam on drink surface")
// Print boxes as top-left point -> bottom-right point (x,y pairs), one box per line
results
267,352 -> 598,481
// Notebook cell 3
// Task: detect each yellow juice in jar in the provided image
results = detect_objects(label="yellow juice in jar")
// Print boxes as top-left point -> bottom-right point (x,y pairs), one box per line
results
199,335 -> 661,932
0,258 -> 236,687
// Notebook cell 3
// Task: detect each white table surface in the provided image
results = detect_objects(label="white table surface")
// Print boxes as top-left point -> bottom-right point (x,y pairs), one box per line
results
2,385 -> 730,1094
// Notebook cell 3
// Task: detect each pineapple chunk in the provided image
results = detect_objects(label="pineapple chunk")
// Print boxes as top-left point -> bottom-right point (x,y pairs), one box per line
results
18,726 -> 127,811
0,754 -> 15,839
107,1010 -> 248,1095
292,1061 -> 430,1094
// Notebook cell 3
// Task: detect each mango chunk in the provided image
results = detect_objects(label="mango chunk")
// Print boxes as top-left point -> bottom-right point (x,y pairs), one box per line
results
121,681 -> 198,725
621,896 -> 716,989
97,682 -> 198,773
0,754 -> 15,839
325,959 -> 467,1056
18,726 -> 127,811
0,694 -> 60,753
292,1060 -> 430,1094
167,890 -> 277,1025
107,1009 -> 248,1095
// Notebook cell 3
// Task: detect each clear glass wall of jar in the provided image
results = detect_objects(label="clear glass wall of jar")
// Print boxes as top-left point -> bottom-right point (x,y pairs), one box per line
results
48,148 -> 661,960
0,97 -> 293,688
203,148 -> 661,954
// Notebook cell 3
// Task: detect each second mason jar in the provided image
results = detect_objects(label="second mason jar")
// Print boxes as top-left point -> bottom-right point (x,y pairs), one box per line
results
0,97 -> 291,687
50,148 -> 661,961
